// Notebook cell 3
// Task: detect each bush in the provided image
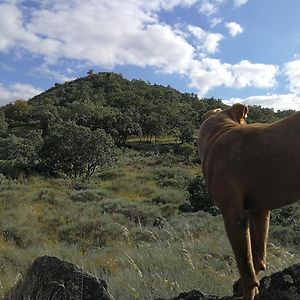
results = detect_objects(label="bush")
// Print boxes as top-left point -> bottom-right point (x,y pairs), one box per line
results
151,189 -> 184,205
271,204 -> 300,231
0,173 -> 14,185
179,144 -> 196,162
57,214 -> 124,248
152,166 -> 190,189
182,175 -> 219,216
70,189 -> 110,202
42,122 -> 117,178
99,198 -> 161,226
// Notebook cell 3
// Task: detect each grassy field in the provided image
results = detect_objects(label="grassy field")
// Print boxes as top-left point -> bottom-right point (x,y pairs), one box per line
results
0,147 -> 299,299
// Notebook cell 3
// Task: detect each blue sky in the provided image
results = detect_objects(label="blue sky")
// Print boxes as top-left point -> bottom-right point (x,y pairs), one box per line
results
1,0 -> 300,111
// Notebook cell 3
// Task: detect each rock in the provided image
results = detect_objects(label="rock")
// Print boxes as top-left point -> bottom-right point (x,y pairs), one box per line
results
3,255 -> 114,300
259,264 -> 300,300
4,255 -> 300,300
156,264 -> 300,300
155,289 -> 235,300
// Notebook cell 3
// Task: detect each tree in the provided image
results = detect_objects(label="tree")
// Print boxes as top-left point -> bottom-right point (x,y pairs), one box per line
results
0,131 -> 43,177
3,99 -> 31,124
183,175 -> 220,215
0,111 -> 7,134
30,104 -> 62,133
140,111 -> 166,142
87,69 -> 94,75
42,122 -> 117,178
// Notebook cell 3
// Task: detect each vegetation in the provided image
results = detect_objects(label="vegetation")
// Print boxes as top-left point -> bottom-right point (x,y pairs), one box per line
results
0,72 -> 299,299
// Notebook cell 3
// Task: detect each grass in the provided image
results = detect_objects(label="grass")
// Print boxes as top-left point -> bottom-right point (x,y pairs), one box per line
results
0,148 -> 299,299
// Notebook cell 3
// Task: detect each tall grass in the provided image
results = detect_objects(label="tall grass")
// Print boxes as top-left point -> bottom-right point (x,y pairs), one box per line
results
0,151 -> 299,299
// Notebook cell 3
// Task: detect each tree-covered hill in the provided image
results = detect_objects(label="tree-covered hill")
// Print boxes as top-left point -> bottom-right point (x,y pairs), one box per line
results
0,71 -> 296,178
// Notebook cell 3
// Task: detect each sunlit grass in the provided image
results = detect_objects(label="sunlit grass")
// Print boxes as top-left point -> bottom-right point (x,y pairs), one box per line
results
0,149 -> 299,299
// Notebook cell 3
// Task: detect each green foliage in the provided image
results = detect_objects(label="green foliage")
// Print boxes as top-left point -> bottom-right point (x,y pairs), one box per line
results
183,175 -> 219,215
2,99 -> 31,124
0,111 -> 7,134
0,131 -> 42,176
150,189 -> 184,205
0,153 -> 299,299
271,204 -> 300,231
70,189 -> 110,202
42,122 -> 117,178
180,144 -> 196,162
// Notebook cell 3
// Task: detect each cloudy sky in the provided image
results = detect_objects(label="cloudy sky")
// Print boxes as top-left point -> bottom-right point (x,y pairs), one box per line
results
1,0 -> 300,111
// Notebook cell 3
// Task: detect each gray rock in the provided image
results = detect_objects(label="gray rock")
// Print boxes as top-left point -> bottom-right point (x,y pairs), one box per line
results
156,264 -> 300,300
3,255 -> 113,300
259,264 -> 300,300
155,289 -> 235,300
4,256 -> 300,300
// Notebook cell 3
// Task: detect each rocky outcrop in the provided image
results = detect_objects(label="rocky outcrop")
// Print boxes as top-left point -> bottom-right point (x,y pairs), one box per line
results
155,290 -> 235,299
259,264 -> 300,299
3,256 -> 300,300
157,264 -> 300,300
3,255 -> 113,300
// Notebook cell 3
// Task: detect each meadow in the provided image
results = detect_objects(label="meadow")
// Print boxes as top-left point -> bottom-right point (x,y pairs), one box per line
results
0,146 -> 299,299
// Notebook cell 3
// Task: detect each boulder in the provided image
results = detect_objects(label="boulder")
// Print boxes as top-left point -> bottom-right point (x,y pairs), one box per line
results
155,289 -> 235,299
3,255 -> 113,300
156,264 -> 300,300
259,264 -> 300,299
4,255 -> 300,300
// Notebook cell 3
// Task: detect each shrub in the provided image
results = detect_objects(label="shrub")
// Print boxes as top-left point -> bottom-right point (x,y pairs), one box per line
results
0,173 -> 14,185
182,175 -> 219,216
57,214 -> 124,248
271,204 -> 300,231
99,198 -> 162,226
70,189 -> 110,202
97,169 -> 124,181
179,144 -> 196,162
151,189 -> 184,205
152,166 -> 190,189
42,122 -> 117,178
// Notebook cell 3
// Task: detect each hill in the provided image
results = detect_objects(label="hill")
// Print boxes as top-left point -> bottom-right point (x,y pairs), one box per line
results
0,73 -> 299,299
0,71 -> 296,178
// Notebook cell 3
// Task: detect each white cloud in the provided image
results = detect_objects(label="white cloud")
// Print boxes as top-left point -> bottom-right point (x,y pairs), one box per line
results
0,82 -> 43,105
233,0 -> 248,7
189,58 -> 278,96
224,93 -> 300,111
283,59 -> 300,95
231,60 -> 278,88
188,25 -> 223,53
225,22 -> 244,37
35,64 -> 75,82
198,0 -> 227,16
210,17 -> 223,27
1,1 -> 195,72
0,0 -> 280,100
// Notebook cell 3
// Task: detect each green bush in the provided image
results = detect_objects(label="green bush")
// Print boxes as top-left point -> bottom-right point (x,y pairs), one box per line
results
99,198 -> 161,226
57,214 -> 124,248
0,173 -> 14,185
179,144 -> 196,162
271,204 -> 300,231
70,189 -> 110,202
151,189 -> 184,205
152,166 -> 190,189
270,225 -> 300,249
182,175 -> 219,216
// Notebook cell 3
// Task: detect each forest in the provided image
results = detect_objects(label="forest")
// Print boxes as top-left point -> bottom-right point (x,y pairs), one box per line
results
0,71 -> 295,179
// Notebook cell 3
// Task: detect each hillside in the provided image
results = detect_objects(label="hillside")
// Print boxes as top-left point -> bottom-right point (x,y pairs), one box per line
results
0,73 -> 299,299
